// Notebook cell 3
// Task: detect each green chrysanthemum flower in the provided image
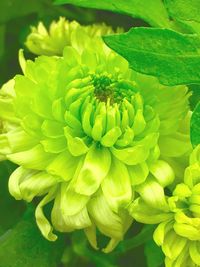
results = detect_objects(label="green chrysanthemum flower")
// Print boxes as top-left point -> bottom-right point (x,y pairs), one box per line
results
25,17 -> 122,56
0,21 -> 191,252
130,145 -> 200,267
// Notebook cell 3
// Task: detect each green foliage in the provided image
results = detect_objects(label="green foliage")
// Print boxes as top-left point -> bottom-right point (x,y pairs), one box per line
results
0,26 -> 5,59
0,0 -> 43,23
191,101 -> 200,147
103,27 -> 200,86
0,161 -> 24,230
0,207 -> 65,267
164,0 -> 200,34
144,240 -> 164,267
165,0 -> 200,23
115,225 -> 155,254
54,0 -> 170,27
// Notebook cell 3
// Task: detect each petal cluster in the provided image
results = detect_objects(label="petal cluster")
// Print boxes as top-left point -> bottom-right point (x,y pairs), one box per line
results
25,17 -> 122,56
130,145 -> 200,266
0,19 -> 191,252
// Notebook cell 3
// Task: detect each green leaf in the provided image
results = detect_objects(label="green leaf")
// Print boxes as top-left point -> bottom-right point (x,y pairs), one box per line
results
165,0 -> 200,23
103,27 -> 200,86
0,207 -> 65,267
54,0 -> 170,28
144,239 -> 164,267
190,101 -> 200,147
164,0 -> 200,34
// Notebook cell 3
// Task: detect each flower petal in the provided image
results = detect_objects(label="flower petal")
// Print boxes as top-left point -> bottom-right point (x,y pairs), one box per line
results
88,193 -> 124,240
111,145 -> 148,165
189,241 -> 200,265
8,167 -> 37,200
129,198 -> 172,224
19,171 -> 60,202
35,187 -> 57,241
41,137 -> 67,153
149,160 -> 175,187
75,145 -> 111,196
64,130 -> 89,156
101,157 -> 132,212
7,144 -> 55,170
60,183 -> 89,216
127,162 -> 149,186
135,178 -> 169,211
47,151 -> 79,181
153,220 -> 173,246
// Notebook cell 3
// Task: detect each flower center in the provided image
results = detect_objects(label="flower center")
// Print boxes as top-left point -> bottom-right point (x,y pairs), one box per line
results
91,74 -> 136,105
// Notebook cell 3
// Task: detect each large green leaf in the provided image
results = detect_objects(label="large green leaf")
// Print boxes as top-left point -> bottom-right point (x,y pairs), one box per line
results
0,207 -> 65,267
54,0 -> 170,28
103,27 -> 200,86
190,101 -> 200,147
144,239 -> 164,267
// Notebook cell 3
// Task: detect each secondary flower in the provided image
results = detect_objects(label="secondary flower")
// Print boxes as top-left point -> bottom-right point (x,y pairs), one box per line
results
0,20 -> 191,252
129,145 -> 200,266
25,17 -> 122,56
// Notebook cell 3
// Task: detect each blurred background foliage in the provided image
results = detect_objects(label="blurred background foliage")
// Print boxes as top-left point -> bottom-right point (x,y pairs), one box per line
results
0,1 -> 163,266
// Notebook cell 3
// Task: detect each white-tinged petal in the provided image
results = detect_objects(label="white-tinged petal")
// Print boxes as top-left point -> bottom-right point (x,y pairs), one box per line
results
75,145 -> 111,196
101,156 -> 132,212
8,167 -> 37,200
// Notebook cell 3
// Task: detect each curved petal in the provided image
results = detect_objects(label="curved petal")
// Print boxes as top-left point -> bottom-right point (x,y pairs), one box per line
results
100,127 -> 122,147
88,193 -> 124,240
135,177 -> 169,211
47,151 -> 79,181
84,224 -> 98,250
64,130 -> 89,156
75,145 -> 111,196
159,132 -> 191,157
153,220 -> 173,246
51,189 -> 73,233
101,157 -> 132,212
7,144 -> 55,170
41,120 -> 64,138
19,171 -> 60,202
162,230 -> 187,260
35,186 -> 58,241
127,162 -> 149,186
60,183 -> 89,216
149,160 -> 175,187
189,241 -> 200,266
8,167 -> 37,200
129,198 -> 172,224
111,145 -> 148,165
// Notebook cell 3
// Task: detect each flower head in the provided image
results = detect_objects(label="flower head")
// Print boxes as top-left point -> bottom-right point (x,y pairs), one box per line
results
25,17 -> 122,56
0,20 -> 191,252
130,145 -> 200,266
